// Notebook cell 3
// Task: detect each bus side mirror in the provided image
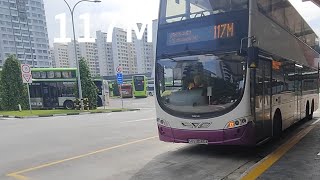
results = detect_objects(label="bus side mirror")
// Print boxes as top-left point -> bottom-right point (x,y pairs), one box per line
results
248,47 -> 259,68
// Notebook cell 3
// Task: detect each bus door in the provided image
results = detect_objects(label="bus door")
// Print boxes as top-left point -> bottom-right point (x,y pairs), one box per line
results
255,58 -> 272,141
43,83 -> 58,108
43,85 -> 50,107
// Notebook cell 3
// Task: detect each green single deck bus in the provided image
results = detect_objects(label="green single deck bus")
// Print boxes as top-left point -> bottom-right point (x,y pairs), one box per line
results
132,75 -> 148,98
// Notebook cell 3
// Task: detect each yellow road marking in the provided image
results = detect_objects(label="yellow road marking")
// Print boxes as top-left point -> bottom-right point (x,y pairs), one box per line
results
7,174 -> 29,180
241,125 -> 315,180
7,136 -> 157,179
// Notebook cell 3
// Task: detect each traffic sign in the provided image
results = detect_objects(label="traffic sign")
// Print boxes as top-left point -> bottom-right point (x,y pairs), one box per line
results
21,64 -> 33,113
21,64 -> 31,73
116,66 -> 122,73
21,64 -> 32,84
117,73 -> 123,85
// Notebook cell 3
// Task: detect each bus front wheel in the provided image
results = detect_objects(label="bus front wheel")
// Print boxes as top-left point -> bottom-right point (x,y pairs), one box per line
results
308,101 -> 314,120
64,100 -> 74,110
273,110 -> 282,139
306,102 -> 311,120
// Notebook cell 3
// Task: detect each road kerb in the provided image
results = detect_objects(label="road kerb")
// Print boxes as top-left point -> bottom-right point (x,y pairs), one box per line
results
240,125 -> 315,180
0,109 -> 140,119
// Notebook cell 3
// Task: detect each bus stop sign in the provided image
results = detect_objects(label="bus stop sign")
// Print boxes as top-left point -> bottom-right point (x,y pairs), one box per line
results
21,64 -> 32,84
117,73 -> 123,85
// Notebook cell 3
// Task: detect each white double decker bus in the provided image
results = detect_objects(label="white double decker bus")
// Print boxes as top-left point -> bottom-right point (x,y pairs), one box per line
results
155,0 -> 320,145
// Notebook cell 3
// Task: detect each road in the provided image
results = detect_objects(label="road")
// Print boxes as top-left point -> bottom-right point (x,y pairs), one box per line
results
107,96 -> 156,109
0,97 -> 318,180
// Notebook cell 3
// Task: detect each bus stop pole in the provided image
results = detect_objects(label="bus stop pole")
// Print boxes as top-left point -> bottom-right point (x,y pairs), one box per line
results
27,83 -> 32,114
120,85 -> 123,109
103,94 -> 106,110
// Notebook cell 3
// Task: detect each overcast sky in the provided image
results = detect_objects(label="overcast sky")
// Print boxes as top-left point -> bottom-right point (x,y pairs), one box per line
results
43,0 -> 320,46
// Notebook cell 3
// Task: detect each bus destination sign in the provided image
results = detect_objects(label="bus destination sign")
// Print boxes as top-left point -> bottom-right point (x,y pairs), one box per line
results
167,23 -> 234,46
214,23 -> 234,39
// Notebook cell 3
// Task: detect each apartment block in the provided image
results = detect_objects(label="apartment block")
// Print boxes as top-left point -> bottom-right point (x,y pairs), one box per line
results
0,0 -> 51,67
79,42 -> 99,77
133,24 -> 154,74
96,30 -> 114,76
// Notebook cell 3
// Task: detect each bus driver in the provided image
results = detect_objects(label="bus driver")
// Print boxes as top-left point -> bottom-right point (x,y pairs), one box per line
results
188,74 -> 203,90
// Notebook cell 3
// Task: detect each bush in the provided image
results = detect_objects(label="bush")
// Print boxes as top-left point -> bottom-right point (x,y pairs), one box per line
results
76,58 -> 98,109
0,55 -> 28,110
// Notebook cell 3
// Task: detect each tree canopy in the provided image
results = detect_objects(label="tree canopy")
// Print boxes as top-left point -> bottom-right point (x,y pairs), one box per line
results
0,55 -> 28,110
78,58 -> 98,109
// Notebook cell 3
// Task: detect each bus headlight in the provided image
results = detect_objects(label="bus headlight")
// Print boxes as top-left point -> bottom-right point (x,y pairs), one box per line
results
225,118 -> 248,129
157,118 -> 170,127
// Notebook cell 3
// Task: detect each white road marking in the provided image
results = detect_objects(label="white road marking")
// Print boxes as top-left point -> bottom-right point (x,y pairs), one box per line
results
311,119 -> 320,125
139,108 -> 156,110
122,118 -> 154,123
317,152 -> 320,156
132,103 -> 146,105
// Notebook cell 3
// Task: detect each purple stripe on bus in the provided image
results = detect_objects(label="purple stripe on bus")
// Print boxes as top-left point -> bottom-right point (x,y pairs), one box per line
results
158,122 -> 255,145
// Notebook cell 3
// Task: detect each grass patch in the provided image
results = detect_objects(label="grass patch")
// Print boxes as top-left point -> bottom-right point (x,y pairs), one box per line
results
0,108 -> 134,117
0,110 -> 81,117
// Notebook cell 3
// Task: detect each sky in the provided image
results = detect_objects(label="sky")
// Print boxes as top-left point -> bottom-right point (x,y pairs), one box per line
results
43,0 -> 320,46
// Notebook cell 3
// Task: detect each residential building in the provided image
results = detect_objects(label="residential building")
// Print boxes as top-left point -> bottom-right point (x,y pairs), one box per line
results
53,40 -> 101,77
96,26 -> 155,76
53,43 -> 69,68
127,41 -> 137,74
133,23 -> 154,74
96,30 -> 114,76
79,42 -> 99,77
67,41 -> 80,68
112,28 -> 131,75
49,47 -> 55,67
52,41 -> 80,69
0,0 -> 51,67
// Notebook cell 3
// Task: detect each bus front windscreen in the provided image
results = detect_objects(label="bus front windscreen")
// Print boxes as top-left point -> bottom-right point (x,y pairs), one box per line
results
160,0 -> 248,24
156,53 -> 246,115
122,85 -> 132,90
134,77 -> 145,91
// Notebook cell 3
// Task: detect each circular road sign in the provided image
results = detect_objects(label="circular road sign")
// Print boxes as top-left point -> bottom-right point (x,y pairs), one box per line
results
22,64 -> 31,73
116,66 -> 123,73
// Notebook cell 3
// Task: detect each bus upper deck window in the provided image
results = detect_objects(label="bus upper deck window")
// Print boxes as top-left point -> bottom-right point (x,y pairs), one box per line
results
55,72 -> 62,78
62,72 -> 71,78
40,72 -> 46,79
47,71 -> 54,79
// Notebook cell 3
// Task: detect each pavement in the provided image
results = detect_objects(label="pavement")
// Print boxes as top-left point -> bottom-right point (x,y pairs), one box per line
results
1,96 -> 320,180
258,119 -> 320,179
240,109 -> 320,180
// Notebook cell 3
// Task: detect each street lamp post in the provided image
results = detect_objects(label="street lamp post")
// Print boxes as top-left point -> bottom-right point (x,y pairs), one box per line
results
63,0 -> 101,110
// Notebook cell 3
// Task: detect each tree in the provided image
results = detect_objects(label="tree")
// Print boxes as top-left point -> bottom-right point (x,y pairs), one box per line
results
0,55 -> 28,110
77,58 -> 98,109
0,71 -> 2,110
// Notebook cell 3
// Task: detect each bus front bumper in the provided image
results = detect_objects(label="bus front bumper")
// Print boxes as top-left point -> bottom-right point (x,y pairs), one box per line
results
157,122 -> 255,145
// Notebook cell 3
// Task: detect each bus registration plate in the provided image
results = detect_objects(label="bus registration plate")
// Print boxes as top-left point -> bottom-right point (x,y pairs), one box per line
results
188,139 -> 208,145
